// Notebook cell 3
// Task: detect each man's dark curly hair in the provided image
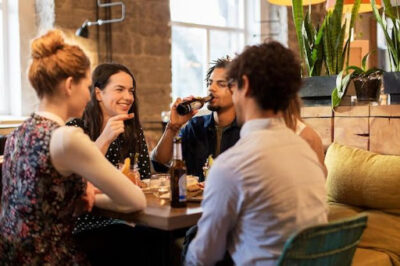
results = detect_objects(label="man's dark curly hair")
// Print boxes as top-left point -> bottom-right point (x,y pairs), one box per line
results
227,41 -> 302,113
205,56 -> 231,83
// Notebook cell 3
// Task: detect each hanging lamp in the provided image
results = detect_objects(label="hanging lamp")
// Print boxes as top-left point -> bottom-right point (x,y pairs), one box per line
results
267,0 -> 326,6
326,0 -> 382,13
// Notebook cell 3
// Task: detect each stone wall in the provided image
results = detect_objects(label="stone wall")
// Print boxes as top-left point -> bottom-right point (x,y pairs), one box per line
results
54,0 -> 172,149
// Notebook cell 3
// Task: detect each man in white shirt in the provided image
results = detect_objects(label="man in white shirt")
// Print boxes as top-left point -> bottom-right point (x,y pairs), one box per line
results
185,41 -> 327,266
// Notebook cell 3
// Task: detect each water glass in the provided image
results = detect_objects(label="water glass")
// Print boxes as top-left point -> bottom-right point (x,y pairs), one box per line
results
150,173 -> 170,193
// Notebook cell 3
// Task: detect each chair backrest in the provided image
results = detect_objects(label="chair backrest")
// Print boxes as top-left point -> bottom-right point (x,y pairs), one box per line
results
277,214 -> 368,266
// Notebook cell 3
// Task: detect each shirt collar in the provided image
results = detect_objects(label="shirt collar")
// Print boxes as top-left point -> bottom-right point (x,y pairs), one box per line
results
35,111 -> 66,126
204,113 -> 214,128
240,117 -> 286,138
206,112 -> 240,131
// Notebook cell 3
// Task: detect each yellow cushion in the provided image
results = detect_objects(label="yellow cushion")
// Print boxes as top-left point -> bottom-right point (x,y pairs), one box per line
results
352,248 -> 392,266
325,143 -> 400,210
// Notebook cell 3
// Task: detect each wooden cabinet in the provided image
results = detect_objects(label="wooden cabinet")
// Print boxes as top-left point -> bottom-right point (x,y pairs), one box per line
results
302,105 -> 400,155
301,106 -> 333,150
334,106 -> 369,151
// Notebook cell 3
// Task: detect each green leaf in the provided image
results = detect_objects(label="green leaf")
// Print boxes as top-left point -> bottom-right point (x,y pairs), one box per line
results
336,70 -> 344,90
372,0 -> 399,70
361,52 -> 370,71
347,66 -> 364,72
346,0 -> 361,67
382,0 -> 395,19
332,88 -> 341,108
340,73 -> 351,96
292,0 -> 305,70
332,70 -> 351,109
336,21 -> 347,73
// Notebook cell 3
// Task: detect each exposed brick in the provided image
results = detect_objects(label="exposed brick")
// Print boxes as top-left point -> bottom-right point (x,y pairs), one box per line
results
142,1 -> 170,23
54,0 -> 172,126
68,0 -> 97,11
143,36 -> 170,56
137,21 -> 170,38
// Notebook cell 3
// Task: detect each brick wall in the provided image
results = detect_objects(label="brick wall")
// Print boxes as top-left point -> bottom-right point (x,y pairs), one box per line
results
54,0 -> 172,149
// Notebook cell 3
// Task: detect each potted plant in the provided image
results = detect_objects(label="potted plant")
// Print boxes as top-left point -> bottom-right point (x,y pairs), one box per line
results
331,53 -> 384,107
292,0 -> 361,105
348,54 -> 384,102
371,0 -> 400,103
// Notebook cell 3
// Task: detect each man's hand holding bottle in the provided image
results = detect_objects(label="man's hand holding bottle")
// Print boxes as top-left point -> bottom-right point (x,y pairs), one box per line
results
168,96 -> 198,133
168,95 -> 213,133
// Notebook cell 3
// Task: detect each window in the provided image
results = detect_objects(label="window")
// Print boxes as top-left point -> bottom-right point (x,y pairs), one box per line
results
0,0 -> 9,114
0,0 -> 35,118
170,0 -> 259,99
0,0 -> 23,117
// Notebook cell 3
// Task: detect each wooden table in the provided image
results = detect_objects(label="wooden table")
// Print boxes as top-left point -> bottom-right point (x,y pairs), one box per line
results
93,193 -> 202,231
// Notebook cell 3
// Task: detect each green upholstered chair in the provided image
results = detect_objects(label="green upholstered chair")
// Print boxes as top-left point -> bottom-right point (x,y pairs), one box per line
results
277,214 -> 368,266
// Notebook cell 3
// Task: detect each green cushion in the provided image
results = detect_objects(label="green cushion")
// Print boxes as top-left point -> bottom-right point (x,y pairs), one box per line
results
325,143 -> 400,210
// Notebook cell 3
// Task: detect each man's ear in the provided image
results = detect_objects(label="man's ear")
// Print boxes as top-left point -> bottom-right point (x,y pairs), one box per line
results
241,75 -> 251,96
64,77 -> 74,96
95,87 -> 102,102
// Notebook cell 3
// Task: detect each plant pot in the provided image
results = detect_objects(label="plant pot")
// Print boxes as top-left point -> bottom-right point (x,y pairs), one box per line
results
300,75 -> 337,106
353,76 -> 381,102
383,72 -> 400,104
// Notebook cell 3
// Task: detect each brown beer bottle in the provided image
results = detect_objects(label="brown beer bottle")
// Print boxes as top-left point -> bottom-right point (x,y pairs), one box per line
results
170,137 -> 187,208
176,95 -> 213,115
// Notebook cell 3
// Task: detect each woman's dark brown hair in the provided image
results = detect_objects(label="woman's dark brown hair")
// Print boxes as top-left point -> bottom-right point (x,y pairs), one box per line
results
283,94 -> 303,131
83,63 -> 142,162
28,30 -> 90,98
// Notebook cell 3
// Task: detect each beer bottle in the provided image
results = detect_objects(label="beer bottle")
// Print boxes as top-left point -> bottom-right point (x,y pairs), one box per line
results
176,95 -> 213,115
170,137 -> 187,208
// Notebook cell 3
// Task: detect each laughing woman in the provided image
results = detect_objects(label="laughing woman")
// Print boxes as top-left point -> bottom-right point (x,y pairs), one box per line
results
0,30 -> 146,265
67,63 -> 154,265
68,63 -> 151,175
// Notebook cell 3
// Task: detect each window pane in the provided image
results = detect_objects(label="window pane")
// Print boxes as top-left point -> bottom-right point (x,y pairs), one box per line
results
0,8 -> 5,114
171,26 -> 206,99
209,30 -> 244,62
170,0 -> 243,28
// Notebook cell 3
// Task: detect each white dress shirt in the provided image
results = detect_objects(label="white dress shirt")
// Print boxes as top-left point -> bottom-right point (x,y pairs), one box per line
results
185,118 -> 327,266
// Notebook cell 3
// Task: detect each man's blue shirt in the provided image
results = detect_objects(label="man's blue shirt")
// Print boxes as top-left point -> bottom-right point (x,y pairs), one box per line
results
152,113 -> 240,181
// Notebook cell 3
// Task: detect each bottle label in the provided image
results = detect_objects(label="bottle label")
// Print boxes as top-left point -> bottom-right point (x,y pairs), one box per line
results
190,101 -> 202,110
178,173 -> 187,202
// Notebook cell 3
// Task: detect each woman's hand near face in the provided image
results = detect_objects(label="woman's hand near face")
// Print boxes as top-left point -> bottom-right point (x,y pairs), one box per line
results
95,113 -> 134,154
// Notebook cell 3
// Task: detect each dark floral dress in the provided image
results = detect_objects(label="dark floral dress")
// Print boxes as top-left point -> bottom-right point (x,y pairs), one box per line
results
0,114 -> 88,265
67,118 -> 151,234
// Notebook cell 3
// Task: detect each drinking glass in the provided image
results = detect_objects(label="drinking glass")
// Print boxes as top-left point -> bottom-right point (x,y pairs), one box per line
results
150,173 -> 170,197
118,163 -> 140,185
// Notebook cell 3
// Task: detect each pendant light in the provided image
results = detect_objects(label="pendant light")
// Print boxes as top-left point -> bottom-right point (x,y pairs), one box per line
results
267,0 -> 326,6
326,0 -> 382,13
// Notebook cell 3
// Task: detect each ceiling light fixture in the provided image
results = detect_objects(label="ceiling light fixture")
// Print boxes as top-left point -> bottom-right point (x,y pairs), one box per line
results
267,0 -> 326,6
75,0 -> 125,38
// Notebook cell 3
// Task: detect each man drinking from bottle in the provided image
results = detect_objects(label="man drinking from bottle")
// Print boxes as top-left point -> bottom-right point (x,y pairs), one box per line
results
151,56 -> 240,181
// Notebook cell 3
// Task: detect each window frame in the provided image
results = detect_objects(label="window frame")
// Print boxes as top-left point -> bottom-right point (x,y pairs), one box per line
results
0,0 -> 10,114
170,0 -> 252,98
